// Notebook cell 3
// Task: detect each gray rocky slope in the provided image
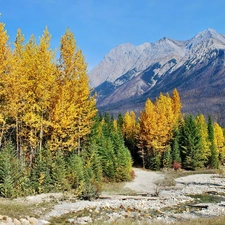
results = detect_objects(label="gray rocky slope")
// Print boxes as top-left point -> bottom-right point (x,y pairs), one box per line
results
89,29 -> 225,125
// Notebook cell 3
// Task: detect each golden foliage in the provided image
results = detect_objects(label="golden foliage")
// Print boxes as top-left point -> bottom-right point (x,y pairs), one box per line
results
195,114 -> 211,160
0,23 -> 97,161
122,111 -> 137,140
137,90 -> 182,159
214,122 -> 225,161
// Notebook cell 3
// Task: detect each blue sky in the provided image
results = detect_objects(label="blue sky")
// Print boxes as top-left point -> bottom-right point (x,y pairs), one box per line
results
1,0 -> 225,71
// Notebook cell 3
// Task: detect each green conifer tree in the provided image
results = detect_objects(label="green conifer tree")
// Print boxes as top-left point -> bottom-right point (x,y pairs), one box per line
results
30,148 -> 53,194
51,150 -> 69,191
81,141 -> 102,199
171,126 -> 181,164
67,153 -> 84,193
180,115 -> 205,170
163,147 -> 172,168
0,142 -> 17,198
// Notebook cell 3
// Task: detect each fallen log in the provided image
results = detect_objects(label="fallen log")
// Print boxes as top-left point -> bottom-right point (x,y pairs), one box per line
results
98,195 -> 158,200
189,203 -> 209,209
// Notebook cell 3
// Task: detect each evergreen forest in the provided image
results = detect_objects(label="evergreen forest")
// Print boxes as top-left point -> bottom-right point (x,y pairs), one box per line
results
0,22 -> 224,199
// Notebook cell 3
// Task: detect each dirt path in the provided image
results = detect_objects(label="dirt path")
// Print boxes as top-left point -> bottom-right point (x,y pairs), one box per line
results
124,168 -> 164,194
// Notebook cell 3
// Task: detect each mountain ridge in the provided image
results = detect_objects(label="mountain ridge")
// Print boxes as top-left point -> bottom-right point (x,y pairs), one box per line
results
88,28 -> 225,125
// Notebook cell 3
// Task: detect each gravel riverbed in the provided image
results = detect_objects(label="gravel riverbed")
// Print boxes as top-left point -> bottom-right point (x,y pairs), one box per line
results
1,168 -> 225,225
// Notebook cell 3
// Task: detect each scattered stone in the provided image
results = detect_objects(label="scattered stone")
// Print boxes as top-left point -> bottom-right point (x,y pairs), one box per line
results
6,217 -> 13,225
219,201 -> 225,207
14,218 -> 21,225
76,216 -> 92,224
27,217 -> 38,225
20,218 -> 30,225
67,218 -> 75,223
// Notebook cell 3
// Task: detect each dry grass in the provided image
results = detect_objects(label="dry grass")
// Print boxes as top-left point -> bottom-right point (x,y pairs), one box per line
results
93,216 -> 225,225
156,168 -> 219,187
0,198 -> 56,219
101,181 -> 137,196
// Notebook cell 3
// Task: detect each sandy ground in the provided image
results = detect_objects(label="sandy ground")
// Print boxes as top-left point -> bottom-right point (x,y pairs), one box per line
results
124,168 -> 164,194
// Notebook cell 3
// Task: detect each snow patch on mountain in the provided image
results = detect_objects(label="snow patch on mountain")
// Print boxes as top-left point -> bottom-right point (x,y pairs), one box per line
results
89,28 -> 225,91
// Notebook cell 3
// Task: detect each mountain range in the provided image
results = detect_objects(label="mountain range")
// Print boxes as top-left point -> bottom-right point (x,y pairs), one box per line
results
88,28 -> 225,126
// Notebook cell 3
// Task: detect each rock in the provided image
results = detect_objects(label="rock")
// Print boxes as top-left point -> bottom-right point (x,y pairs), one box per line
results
36,220 -> 50,225
94,209 -> 99,214
20,218 -> 30,225
67,218 -> 75,223
219,201 -> 225,207
120,211 -> 129,217
6,217 -> 14,225
76,216 -> 92,224
27,217 -> 38,225
14,218 -> 21,225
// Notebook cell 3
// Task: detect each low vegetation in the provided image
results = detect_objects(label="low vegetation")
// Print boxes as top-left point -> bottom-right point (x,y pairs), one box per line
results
0,199 -> 56,219
103,216 -> 225,225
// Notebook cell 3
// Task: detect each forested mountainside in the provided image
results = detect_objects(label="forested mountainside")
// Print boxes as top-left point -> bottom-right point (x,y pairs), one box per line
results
89,28 -> 225,125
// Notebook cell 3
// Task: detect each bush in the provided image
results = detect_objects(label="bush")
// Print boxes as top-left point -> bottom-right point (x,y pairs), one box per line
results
173,160 -> 181,170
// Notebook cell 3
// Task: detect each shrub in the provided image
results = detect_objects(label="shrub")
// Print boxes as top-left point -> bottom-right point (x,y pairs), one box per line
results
173,160 -> 181,170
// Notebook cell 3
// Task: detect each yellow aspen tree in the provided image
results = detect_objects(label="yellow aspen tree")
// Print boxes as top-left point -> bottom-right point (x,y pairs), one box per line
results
154,93 -> 174,153
3,29 -> 26,156
122,110 -> 137,162
20,34 -> 39,165
74,49 -> 97,153
0,22 -> 11,78
19,28 -> 57,163
113,119 -> 118,131
0,22 -> 12,148
137,99 -> 157,167
214,122 -> 225,162
32,27 -> 57,158
195,114 -> 211,161
49,28 -> 80,152
50,29 -> 97,154
172,88 -> 182,123
122,111 -> 137,140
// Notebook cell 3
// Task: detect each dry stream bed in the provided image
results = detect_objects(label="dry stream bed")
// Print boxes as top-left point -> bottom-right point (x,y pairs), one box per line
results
1,168 -> 225,224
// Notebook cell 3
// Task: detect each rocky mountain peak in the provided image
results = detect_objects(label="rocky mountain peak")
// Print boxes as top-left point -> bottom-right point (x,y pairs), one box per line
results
185,28 -> 225,51
88,28 -> 225,126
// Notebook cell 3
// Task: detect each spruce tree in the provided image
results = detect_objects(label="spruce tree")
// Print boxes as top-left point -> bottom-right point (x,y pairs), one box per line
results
148,152 -> 161,171
67,153 -> 84,193
171,126 -> 181,164
30,148 -> 53,194
180,115 -> 205,170
81,142 -> 102,199
111,131 -> 133,181
0,142 -> 17,198
51,150 -> 69,192
117,112 -> 124,130
163,147 -> 172,168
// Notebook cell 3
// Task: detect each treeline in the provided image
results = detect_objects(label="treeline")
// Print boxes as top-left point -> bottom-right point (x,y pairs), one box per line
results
0,22 -> 133,198
119,90 -> 225,170
0,20 -> 224,199
0,113 -> 132,199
